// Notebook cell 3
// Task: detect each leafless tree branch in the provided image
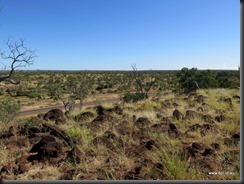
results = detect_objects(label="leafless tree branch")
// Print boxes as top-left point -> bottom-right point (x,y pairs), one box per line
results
0,39 -> 36,84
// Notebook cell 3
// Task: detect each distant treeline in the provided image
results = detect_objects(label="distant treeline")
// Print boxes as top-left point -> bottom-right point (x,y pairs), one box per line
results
0,68 -> 240,99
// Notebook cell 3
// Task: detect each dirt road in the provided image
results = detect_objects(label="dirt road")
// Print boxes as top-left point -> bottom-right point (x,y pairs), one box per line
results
18,98 -> 120,118
18,93 -> 157,118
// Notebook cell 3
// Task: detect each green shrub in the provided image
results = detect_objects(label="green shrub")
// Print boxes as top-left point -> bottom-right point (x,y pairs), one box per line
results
122,92 -> 148,103
23,117 -> 40,129
0,99 -> 21,126
37,113 -> 45,118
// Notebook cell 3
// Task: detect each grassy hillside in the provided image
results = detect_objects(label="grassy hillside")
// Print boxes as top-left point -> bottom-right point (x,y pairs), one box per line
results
0,88 -> 240,180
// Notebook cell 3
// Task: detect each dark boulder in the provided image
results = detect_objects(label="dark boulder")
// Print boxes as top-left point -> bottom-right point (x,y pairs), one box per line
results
202,115 -> 215,123
88,114 -> 113,130
28,135 -> 64,163
96,105 -> 105,115
74,111 -> 94,122
215,114 -> 225,122
172,109 -> 183,120
185,110 -> 198,119
232,95 -> 240,100
135,117 -> 151,127
29,135 -> 56,153
43,109 -> 66,124
66,146 -> 83,163
202,148 -> 215,156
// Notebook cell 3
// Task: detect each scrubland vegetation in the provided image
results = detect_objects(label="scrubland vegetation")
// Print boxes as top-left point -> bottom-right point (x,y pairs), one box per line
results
0,68 -> 240,180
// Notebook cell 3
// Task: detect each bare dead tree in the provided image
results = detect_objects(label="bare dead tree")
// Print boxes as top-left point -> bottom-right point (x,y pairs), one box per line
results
131,64 -> 155,99
0,39 -> 36,84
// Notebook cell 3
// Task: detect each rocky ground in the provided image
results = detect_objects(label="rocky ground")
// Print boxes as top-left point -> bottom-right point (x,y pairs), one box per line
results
0,89 -> 240,180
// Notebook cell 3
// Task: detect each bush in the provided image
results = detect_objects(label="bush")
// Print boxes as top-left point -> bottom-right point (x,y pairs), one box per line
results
122,92 -> 148,103
16,88 -> 28,96
177,67 -> 219,93
0,99 -> 21,126
37,113 -> 45,118
23,117 -> 41,129
27,90 -> 40,99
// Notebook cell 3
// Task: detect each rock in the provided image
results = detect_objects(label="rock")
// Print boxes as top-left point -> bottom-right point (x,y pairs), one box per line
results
112,105 -> 123,115
186,142 -> 205,157
188,124 -> 202,131
8,126 -> 17,137
104,131 -> 117,140
43,109 -> 66,124
202,148 -> 215,156
42,123 -> 75,147
135,117 -> 151,127
132,115 -> 137,122
192,142 -> 204,151
169,123 -> 177,130
219,97 -> 232,105
66,146 -> 83,163
156,113 -> 162,119
0,166 -> 9,173
211,143 -> 220,150
145,140 -> 156,150
200,124 -> 216,135
185,110 -> 198,119
232,95 -> 240,100
161,117 -> 171,124
29,135 -> 56,153
115,125 -> 130,136
96,105 -> 105,115
28,126 -> 42,134
26,126 -> 45,138
215,115 -> 225,122
88,114 -> 113,130
59,169 -> 75,180
168,123 -> 182,138
232,133 -> 240,141
39,141 -> 63,157
28,135 -> 64,163
74,111 -> 94,122
202,115 -> 214,123
162,100 -> 171,108
172,103 -> 179,108
172,109 -> 183,120
195,95 -> 205,103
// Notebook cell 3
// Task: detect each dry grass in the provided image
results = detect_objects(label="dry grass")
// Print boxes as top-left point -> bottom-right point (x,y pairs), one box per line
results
0,88 -> 240,180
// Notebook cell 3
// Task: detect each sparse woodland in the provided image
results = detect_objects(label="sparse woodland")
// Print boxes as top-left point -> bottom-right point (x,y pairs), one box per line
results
0,69 -> 240,180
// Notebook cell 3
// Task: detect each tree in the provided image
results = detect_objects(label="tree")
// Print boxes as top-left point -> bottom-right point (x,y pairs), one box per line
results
65,75 -> 91,109
47,76 -> 75,112
177,67 -> 222,93
122,65 -> 156,103
73,81 -> 91,109
0,39 -> 36,84
216,71 -> 240,88
131,64 -> 155,99
176,67 -> 200,93
197,70 -> 218,89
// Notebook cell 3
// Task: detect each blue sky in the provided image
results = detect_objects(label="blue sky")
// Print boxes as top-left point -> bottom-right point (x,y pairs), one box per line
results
0,0 -> 240,70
